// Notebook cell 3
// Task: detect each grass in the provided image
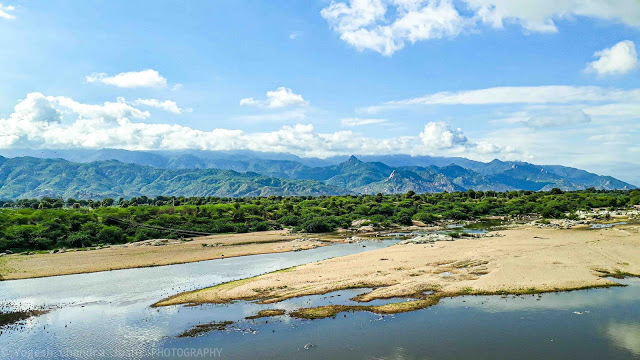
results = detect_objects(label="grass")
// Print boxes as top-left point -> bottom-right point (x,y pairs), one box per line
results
290,305 -> 360,319
371,298 -> 440,314
594,268 -> 637,279
245,309 -> 286,319
0,256 -> 19,280
288,296 -> 443,319
283,278 -> 638,320
176,321 -> 233,338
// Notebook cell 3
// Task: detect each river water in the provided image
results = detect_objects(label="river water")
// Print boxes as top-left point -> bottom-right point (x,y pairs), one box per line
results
0,239 -> 639,359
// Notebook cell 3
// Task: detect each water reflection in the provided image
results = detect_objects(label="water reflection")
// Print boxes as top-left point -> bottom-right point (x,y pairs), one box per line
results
606,322 -> 640,356
0,239 -> 638,359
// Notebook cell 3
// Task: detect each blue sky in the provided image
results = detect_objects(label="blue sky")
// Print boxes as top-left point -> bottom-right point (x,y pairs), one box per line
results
0,1 -> 639,183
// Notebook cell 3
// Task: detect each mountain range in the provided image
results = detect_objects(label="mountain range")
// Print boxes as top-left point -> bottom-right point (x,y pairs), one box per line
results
0,149 -> 635,200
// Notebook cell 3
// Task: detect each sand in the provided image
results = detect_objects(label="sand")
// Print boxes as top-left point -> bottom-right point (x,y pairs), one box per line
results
155,225 -> 640,309
0,230 -> 329,280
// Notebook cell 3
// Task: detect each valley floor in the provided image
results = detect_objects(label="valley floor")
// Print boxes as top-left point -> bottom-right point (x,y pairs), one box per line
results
0,230 -> 332,280
154,225 -> 640,316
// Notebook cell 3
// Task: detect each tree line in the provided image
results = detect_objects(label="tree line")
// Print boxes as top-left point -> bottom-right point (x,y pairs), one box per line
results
1,188 -> 639,253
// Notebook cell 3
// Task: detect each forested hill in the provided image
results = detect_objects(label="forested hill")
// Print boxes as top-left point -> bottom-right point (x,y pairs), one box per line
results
0,153 -> 635,200
0,156 -> 349,200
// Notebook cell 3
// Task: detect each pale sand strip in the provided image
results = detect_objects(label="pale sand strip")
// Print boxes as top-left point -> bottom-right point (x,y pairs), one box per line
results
0,230 -> 327,280
155,226 -> 640,309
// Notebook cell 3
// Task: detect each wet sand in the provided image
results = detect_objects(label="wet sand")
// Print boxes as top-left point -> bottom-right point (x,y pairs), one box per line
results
0,230 -> 330,280
155,225 -> 640,311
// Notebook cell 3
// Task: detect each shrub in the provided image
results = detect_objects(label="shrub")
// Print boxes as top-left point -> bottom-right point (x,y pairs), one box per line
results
134,228 -> 164,242
303,218 -> 336,233
414,212 -> 437,224
278,215 -> 300,227
97,226 -> 125,244
65,232 -> 92,248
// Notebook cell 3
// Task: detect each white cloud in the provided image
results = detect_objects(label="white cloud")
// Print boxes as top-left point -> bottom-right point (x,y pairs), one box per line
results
132,99 -> 191,114
0,3 -> 15,19
584,103 -> 640,118
240,87 -> 308,108
341,117 -> 388,126
321,0 -> 465,56
500,108 -> 592,128
465,0 -> 640,33
289,31 -> 302,40
586,40 -> 638,75
236,109 -> 307,122
588,133 -> 629,145
321,0 -> 640,55
0,93 -> 512,160
86,69 -> 168,88
366,85 -> 640,112
419,121 -> 467,149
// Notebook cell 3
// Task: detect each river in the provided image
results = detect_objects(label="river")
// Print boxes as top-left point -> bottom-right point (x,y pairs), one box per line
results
0,239 -> 638,359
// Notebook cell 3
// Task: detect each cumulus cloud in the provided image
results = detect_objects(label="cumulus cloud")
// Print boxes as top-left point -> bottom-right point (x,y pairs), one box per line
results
240,87 -> 308,108
0,93 -> 511,160
366,85 -> 640,113
341,117 -> 388,126
586,40 -> 638,76
321,0 -> 640,55
132,99 -> 192,114
0,3 -> 15,19
321,0 -> 464,56
86,69 -> 168,88
419,121 -> 467,149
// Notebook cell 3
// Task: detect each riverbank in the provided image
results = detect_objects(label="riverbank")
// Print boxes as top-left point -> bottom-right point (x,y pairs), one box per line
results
0,230 -> 334,280
154,225 -> 640,317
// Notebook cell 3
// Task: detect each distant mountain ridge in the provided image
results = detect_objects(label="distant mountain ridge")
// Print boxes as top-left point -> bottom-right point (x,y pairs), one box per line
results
0,156 -> 348,200
0,149 -> 635,199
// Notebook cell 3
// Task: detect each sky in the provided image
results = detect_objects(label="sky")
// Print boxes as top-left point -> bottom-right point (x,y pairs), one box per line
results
0,0 -> 639,184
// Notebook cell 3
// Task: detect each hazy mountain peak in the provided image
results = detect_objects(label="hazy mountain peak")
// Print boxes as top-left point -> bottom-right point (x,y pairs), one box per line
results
346,155 -> 361,164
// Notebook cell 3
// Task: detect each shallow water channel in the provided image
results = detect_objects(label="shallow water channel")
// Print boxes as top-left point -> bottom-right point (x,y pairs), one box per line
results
1,238 -> 639,359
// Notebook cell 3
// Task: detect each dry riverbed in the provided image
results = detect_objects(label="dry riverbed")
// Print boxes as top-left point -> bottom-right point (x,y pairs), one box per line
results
0,230 -> 333,280
154,225 -> 640,319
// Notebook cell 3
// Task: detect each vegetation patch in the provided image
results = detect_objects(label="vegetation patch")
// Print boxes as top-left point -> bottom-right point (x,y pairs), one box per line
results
594,268 -> 638,279
0,310 -> 49,329
245,309 -> 286,319
282,279 -> 638,321
2,189 -> 639,253
371,298 -> 441,314
177,321 -> 233,338
290,305 -> 362,319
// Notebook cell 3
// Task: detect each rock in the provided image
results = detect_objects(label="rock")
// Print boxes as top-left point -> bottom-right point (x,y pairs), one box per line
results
482,232 -> 505,238
356,225 -> 376,233
398,233 -> 453,244
350,219 -> 370,228
345,236 -> 365,243
5,250 -> 13,254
